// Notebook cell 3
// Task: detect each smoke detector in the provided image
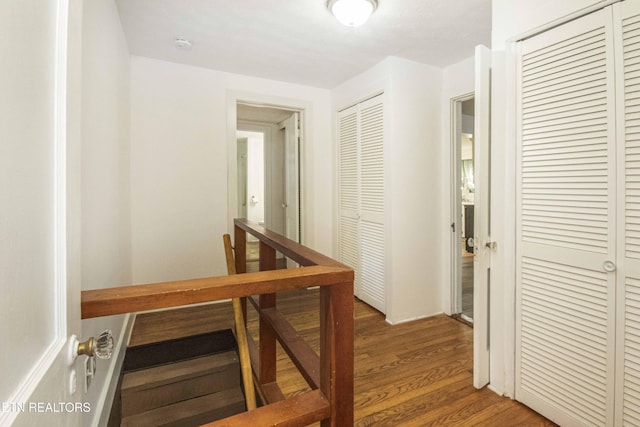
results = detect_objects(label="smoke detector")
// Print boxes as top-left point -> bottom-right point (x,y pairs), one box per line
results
174,38 -> 192,50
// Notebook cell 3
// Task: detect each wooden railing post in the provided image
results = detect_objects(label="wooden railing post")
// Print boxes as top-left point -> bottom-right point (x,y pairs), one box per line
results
258,242 -> 277,387
320,282 -> 354,427
234,224 -> 246,274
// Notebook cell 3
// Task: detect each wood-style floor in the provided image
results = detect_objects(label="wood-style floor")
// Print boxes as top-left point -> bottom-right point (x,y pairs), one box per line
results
130,289 -> 556,426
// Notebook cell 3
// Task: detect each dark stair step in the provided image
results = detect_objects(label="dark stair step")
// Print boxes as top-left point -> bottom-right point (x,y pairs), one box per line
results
120,387 -> 245,427
121,351 -> 241,418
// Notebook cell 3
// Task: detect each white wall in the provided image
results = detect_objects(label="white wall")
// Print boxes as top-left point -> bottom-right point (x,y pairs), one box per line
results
81,0 -> 133,424
130,57 -> 332,284
332,57 -> 445,324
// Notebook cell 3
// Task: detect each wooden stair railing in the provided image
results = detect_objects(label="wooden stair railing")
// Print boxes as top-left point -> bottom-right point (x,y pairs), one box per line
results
81,218 -> 354,427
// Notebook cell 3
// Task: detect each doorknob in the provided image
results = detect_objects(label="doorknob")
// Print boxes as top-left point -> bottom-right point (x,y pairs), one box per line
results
69,330 -> 114,364
603,260 -> 616,272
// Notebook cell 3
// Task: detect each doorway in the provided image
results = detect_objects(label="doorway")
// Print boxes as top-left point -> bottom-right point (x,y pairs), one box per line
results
451,95 -> 475,322
236,103 -> 302,267
236,131 -> 265,238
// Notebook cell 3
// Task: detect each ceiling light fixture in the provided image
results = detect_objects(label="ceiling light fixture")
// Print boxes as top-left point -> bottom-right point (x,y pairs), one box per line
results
328,0 -> 378,27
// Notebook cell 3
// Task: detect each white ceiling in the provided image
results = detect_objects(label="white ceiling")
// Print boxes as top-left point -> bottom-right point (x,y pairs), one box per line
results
115,0 -> 492,89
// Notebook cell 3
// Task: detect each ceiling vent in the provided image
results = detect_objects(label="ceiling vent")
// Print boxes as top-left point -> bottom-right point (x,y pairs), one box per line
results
174,38 -> 192,50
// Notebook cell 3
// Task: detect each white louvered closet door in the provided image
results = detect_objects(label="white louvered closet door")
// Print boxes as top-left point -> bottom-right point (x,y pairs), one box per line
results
338,104 -> 361,297
358,95 -> 385,312
516,8 -> 617,426
616,2 -> 640,425
337,94 -> 385,313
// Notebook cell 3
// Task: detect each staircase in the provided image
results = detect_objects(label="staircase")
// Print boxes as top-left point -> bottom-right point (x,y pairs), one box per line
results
116,329 -> 247,427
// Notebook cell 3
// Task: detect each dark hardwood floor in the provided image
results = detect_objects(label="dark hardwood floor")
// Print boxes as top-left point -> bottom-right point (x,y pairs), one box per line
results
130,289 -> 555,426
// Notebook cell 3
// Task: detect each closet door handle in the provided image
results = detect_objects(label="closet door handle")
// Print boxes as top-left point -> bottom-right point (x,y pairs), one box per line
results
603,260 -> 616,273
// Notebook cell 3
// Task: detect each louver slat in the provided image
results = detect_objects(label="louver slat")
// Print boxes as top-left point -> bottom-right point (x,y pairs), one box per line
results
521,27 -> 609,252
338,110 -> 358,213
360,102 -> 384,216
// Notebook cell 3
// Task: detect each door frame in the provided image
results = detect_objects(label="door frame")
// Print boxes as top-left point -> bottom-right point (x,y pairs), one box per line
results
450,92 -> 475,316
226,91 -> 310,243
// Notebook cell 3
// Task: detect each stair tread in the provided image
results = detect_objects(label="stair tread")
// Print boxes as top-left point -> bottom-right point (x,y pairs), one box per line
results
120,388 -> 246,427
122,352 -> 238,392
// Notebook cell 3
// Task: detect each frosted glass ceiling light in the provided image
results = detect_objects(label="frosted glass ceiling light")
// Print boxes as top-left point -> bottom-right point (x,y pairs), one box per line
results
328,0 -> 378,27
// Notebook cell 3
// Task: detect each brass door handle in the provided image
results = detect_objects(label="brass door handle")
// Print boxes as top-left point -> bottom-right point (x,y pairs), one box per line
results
75,330 -> 114,359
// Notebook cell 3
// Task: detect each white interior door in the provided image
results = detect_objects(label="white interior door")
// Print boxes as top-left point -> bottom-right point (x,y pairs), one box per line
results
358,95 -> 385,313
283,112 -> 300,243
338,105 -> 361,296
237,138 -> 248,219
0,0 -> 83,425
474,44 -> 491,389
515,9 -> 617,426
337,95 -> 385,313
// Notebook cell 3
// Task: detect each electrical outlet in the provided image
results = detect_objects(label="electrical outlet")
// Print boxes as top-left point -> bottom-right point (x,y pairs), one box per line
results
84,355 -> 96,392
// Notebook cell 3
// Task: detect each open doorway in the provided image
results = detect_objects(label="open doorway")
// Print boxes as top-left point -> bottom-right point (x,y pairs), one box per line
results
236,131 -> 265,240
236,103 -> 301,269
451,95 -> 475,322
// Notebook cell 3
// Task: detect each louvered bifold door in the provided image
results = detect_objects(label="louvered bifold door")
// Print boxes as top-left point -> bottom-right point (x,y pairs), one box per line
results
358,94 -> 385,312
516,9 -> 617,427
616,2 -> 640,425
338,105 -> 361,295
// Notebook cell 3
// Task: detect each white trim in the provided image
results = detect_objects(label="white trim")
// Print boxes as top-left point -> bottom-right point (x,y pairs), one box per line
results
449,92 -> 475,316
54,0 -> 69,341
508,0 -> 622,43
336,90 -> 384,114
501,41 -> 518,399
0,340 -> 66,426
384,312 -> 441,326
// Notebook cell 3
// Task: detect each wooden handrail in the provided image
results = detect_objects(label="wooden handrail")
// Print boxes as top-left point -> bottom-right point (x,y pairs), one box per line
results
80,219 -> 354,427
81,265 -> 350,319
234,218 -> 348,268
201,390 -> 330,427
